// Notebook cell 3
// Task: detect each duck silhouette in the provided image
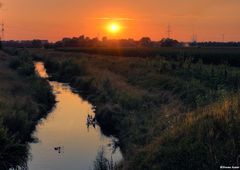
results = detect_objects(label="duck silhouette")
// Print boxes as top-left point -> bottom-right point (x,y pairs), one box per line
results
54,146 -> 64,153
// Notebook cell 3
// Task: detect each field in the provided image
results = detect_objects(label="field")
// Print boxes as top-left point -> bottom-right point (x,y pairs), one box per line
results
0,49 -> 55,169
29,47 -> 240,170
57,46 -> 240,66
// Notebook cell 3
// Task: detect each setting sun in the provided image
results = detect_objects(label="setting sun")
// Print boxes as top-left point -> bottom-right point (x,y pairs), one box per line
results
107,23 -> 121,34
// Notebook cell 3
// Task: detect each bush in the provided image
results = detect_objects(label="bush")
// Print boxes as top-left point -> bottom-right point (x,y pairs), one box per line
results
60,59 -> 86,80
2,111 -> 30,140
0,128 -> 28,169
9,54 -> 35,76
17,62 -> 35,76
30,78 -> 55,112
117,92 -> 142,110
9,58 -> 21,69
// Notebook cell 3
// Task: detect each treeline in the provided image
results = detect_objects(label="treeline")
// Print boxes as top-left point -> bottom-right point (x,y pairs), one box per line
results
2,40 -> 49,48
2,35 -> 240,50
2,37 -> 182,48
54,36 -> 240,48
0,49 -> 55,169
54,36 -> 181,48
193,41 -> 240,47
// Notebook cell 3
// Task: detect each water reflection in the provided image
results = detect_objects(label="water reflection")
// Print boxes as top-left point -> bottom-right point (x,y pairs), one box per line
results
27,62 -> 122,170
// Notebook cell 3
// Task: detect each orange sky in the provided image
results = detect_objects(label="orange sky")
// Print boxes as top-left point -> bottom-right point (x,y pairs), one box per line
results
1,0 -> 240,42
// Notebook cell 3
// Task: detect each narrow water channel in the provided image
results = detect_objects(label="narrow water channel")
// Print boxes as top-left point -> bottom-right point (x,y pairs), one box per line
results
27,62 -> 122,170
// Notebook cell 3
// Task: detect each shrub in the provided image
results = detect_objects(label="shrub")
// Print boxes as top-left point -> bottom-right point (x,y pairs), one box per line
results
0,128 -> 28,169
9,58 -> 21,69
17,62 -> 35,76
117,92 -> 142,110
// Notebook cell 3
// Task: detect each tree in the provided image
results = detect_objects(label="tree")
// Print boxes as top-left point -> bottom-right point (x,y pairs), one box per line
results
139,37 -> 152,47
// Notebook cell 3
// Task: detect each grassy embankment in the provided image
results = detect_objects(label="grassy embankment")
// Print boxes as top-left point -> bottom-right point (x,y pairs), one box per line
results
0,49 -> 55,169
31,48 -> 240,170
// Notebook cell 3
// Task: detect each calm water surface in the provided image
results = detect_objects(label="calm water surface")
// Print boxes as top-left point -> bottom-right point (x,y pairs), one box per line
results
27,62 -> 122,170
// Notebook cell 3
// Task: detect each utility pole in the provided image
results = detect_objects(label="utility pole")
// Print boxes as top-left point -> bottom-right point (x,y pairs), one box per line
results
1,21 -> 4,41
167,24 -> 171,38
222,33 -> 225,42
192,33 -> 197,43
0,21 -> 3,49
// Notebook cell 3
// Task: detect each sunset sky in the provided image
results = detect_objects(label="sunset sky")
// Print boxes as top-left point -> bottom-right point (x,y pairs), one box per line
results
1,0 -> 240,42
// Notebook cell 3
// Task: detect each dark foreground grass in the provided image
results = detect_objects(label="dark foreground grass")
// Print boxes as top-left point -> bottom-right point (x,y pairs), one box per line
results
0,50 -> 55,169
30,48 -> 240,170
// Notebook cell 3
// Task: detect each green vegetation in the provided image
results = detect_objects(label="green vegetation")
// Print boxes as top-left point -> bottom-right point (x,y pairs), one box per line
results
0,50 -> 55,169
30,48 -> 240,170
57,47 -> 240,66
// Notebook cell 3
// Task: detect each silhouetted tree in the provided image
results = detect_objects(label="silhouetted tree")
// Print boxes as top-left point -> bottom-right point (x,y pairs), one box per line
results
159,38 -> 180,47
139,37 -> 152,47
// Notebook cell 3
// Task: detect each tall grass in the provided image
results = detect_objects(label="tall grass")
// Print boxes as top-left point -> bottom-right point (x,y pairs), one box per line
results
0,129 -> 28,169
131,94 -> 240,170
93,147 -> 117,170
0,49 -> 55,169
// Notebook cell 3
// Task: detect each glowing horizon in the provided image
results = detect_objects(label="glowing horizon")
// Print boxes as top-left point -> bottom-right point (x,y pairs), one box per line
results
1,0 -> 240,42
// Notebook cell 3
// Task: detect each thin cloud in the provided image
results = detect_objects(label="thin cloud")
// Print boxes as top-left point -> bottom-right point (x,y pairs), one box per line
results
91,17 -> 136,21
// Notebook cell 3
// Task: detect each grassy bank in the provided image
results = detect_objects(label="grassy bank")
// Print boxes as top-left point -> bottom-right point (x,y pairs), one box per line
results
30,48 -> 240,170
0,50 -> 55,169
